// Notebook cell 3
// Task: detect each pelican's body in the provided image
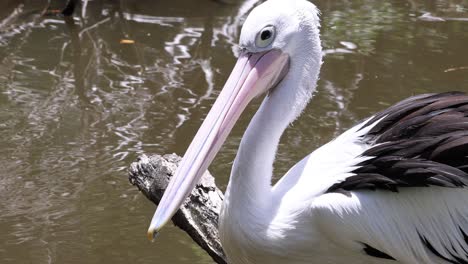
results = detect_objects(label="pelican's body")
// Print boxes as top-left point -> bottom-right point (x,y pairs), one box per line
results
220,111 -> 468,264
148,0 -> 468,263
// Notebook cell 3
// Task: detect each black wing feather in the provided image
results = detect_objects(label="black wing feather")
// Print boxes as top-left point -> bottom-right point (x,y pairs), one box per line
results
328,91 -> 468,193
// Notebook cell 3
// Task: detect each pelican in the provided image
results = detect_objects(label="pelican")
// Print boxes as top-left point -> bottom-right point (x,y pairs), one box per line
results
147,0 -> 468,263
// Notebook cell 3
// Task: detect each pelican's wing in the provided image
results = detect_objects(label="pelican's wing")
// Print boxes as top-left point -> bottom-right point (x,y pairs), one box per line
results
312,187 -> 468,263
329,91 -> 468,193
311,92 -> 468,263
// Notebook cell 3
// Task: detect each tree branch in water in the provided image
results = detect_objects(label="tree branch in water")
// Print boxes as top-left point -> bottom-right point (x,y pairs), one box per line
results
128,154 -> 227,264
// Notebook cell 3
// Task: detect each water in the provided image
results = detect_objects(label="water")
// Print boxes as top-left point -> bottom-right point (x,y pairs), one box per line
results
0,0 -> 467,263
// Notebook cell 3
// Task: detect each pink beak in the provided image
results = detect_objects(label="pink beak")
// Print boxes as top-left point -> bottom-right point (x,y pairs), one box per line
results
147,49 -> 290,240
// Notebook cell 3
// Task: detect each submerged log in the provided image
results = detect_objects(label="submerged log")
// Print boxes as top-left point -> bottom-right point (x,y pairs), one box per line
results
128,154 -> 227,264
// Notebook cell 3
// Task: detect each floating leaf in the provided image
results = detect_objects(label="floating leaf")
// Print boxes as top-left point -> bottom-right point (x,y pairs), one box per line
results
120,39 -> 135,44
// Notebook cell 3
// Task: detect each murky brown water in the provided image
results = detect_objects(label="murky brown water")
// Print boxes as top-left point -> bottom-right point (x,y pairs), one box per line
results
0,0 -> 467,263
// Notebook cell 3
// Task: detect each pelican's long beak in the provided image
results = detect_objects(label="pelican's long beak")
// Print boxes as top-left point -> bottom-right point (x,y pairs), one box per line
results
147,49 -> 290,240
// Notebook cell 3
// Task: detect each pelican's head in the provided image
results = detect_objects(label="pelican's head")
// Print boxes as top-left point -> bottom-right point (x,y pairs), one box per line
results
147,0 -> 322,240
239,0 -> 320,56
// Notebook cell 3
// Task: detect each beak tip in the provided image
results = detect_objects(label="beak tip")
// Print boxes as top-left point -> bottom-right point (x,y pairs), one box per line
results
147,228 -> 159,242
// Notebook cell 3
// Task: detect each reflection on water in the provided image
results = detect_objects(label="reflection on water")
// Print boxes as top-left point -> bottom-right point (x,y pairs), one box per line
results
0,0 -> 467,263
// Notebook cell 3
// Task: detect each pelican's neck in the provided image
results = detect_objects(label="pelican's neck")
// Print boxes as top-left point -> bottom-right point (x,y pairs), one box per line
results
224,44 -> 322,217
226,97 -> 286,208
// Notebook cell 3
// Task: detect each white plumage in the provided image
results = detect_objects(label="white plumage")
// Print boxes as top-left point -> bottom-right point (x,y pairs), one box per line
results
148,1 -> 468,263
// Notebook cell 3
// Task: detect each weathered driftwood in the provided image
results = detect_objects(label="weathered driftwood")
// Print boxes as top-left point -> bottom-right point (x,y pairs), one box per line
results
128,154 -> 227,264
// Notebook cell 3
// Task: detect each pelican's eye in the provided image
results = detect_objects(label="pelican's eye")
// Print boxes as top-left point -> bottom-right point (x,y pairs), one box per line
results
255,26 -> 276,48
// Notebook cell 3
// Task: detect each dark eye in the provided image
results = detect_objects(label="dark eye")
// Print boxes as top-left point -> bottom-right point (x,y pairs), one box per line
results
255,25 -> 276,48
261,30 -> 272,41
